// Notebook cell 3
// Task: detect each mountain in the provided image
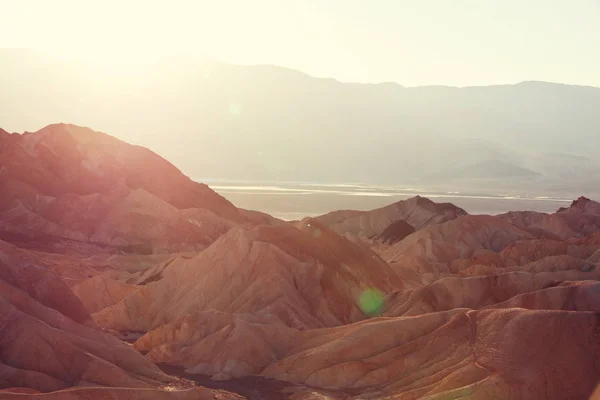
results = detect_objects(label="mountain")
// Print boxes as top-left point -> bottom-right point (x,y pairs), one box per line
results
0,238 -> 225,399
423,159 -> 540,181
315,195 -> 467,242
498,196 -> 600,239
2,123 -> 600,399
0,123 -> 279,253
3,50 -> 600,197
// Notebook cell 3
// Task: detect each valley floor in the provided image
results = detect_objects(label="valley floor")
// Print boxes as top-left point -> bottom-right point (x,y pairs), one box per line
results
207,181 -> 573,220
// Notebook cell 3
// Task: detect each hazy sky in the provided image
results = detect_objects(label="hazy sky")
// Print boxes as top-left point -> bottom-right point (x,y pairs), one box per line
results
2,0 -> 600,87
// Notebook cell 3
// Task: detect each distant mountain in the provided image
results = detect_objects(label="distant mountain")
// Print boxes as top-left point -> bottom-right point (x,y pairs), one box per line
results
315,195 -> 467,241
526,152 -> 600,178
423,159 -> 540,181
2,50 -> 600,195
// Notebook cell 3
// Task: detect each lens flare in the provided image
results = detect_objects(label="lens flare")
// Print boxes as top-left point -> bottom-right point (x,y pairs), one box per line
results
359,288 -> 384,316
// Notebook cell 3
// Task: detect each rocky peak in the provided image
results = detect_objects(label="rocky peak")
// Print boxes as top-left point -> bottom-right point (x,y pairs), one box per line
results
558,196 -> 600,214
411,195 -> 468,215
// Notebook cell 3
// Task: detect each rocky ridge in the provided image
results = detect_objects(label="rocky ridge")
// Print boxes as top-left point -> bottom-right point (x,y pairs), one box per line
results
1,124 -> 600,399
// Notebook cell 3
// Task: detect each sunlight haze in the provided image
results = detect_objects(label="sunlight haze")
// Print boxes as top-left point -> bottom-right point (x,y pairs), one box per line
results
2,1 -> 600,205
2,0 -> 600,87
4,4 -> 600,398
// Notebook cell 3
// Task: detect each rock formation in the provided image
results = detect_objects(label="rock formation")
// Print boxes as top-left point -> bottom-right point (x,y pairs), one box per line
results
315,195 -> 467,242
94,219 -> 405,332
0,124 -> 280,254
2,123 -> 600,399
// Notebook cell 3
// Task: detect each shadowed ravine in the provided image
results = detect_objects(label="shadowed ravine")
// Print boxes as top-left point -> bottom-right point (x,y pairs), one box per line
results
157,364 -> 298,400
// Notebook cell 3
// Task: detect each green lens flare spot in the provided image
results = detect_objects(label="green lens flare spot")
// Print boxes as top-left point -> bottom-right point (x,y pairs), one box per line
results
359,288 -> 385,316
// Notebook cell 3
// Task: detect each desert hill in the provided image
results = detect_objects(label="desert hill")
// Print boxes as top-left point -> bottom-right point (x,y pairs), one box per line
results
315,195 -> 467,242
0,124 -> 279,254
1,124 -> 600,399
0,238 -> 224,399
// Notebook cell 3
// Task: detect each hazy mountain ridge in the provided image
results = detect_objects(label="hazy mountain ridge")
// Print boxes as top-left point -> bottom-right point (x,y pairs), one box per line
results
2,50 -> 600,197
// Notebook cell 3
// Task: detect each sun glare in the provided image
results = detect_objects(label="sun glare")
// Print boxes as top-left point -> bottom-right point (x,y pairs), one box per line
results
42,48 -> 162,79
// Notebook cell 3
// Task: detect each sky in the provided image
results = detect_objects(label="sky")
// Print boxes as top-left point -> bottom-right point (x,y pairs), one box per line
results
1,0 -> 600,87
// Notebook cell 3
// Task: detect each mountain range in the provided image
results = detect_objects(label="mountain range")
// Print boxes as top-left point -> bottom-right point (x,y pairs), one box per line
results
2,50 -> 600,197
1,123 -> 600,399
